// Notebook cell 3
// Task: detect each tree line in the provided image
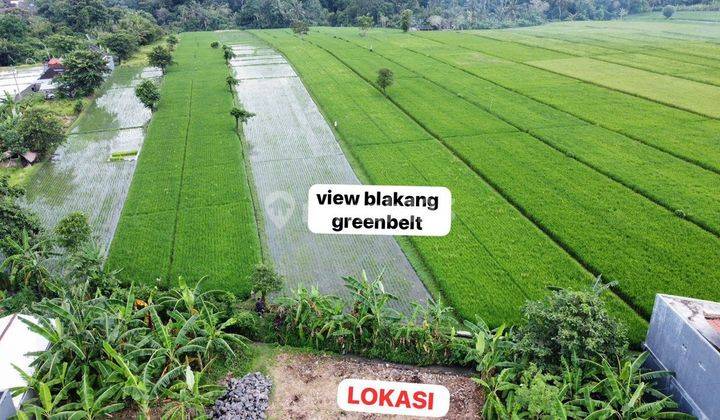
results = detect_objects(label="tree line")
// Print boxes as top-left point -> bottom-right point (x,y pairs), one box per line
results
1,0 -> 715,62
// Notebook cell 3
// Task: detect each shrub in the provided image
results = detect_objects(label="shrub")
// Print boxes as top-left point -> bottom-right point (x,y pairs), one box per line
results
135,79 -> 161,110
248,263 -> 283,310
16,278 -> 247,418
663,5 -> 676,18
55,212 -> 91,251
0,175 -> 41,255
167,34 -> 179,48
210,41 -> 220,48
16,108 -> 66,157
73,99 -> 84,114
57,49 -> 109,98
148,45 -> 174,74
514,281 -> 628,369
274,273 -> 472,366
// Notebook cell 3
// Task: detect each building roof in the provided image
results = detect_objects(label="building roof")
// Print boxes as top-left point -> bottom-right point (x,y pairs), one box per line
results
47,58 -> 62,68
659,294 -> 720,350
21,151 -> 37,163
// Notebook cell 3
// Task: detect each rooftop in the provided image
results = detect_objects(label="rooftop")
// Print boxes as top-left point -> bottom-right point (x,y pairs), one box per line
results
660,294 -> 720,350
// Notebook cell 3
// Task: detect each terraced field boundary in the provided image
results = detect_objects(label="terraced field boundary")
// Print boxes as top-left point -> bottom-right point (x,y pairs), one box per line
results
287,28 -> 720,324
410,30 -> 720,175
252,29 -> 648,342
218,33 -> 430,311
321,28 -> 720,239
107,32 -> 261,293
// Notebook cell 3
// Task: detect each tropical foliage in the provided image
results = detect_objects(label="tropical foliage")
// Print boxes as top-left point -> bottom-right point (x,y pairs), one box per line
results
9,272 -> 242,418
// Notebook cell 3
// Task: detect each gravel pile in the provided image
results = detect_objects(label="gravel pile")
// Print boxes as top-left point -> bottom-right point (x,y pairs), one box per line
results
211,372 -> 273,419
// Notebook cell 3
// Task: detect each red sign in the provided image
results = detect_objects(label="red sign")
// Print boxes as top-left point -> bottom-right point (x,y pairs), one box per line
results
337,378 -> 450,417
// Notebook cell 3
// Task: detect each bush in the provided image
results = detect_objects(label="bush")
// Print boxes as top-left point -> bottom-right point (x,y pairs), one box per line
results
210,41 -> 220,48
663,4 -> 676,18
16,108 -> 66,157
274,273 -> 472,366
0,175 -> 42,255
73,99 -> 84,114
55,212 -> 91,251
102,30 -> 140,62
16,278 -> 246,418
514,283 -> 628,369
135,79 -> 161,110
57,49 -> 109,98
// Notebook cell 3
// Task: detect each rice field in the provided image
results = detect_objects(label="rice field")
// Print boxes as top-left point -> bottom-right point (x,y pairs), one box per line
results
106,32 -> 261,293
248,19 -> 720,339
0,65 -> 43,97
21,66 -> 158,252
224,38 -> 430,311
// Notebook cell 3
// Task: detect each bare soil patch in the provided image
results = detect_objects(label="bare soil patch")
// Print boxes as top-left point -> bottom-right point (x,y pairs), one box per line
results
266,352 -> 483,419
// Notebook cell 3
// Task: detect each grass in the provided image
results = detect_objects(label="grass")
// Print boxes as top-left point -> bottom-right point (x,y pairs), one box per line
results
528,56 -> 720,118
0,163 -> 44,187
252,21 -> 720,341
252,29 -> 648,342
107,32 -> 261,294
627,11 -> 720,22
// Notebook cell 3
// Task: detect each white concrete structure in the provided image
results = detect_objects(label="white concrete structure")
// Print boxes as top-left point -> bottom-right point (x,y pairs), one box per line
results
645,294 -> 720,420
0,314 -> 50,413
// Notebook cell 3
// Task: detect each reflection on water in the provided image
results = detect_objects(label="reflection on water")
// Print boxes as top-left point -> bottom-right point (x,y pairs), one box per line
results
22,66 -> 161,253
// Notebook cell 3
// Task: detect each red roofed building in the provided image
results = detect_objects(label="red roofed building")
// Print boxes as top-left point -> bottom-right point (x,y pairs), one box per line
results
47,58 -> 62,69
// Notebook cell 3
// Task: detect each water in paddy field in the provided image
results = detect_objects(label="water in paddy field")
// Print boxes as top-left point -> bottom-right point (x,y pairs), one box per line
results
21,67 -> 163,253
0,65 -> 43,97
229,44 -> 432,312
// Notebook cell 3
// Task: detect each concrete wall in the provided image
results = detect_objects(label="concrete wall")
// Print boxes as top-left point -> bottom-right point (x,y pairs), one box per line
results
645,295 -> 720,420
0,390 -> 16,420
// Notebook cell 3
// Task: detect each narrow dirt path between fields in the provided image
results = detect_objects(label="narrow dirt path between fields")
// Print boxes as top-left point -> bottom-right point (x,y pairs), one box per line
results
266,352 -> 483,419
228,43 -> 430,312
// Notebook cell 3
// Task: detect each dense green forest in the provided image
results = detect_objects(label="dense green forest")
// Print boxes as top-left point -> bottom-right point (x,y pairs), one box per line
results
2,0 -> 718,65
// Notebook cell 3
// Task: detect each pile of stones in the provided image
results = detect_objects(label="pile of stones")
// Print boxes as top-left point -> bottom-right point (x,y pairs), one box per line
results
211,372 -> 273,419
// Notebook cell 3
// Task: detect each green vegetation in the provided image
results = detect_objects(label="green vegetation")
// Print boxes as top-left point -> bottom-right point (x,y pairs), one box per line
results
107,32 -> 261,294
0,174 -> 41,255
229,106 -> 254,129
376,67 -> 394,95
254,23 -> 720,340
291,20 -> 309,37
147,45 -> 174,74
248,263 -> 283,309
54,212 -> 92,251
0,191 -> 694,418
135,79 -> 161,110
57,49 -> 110,98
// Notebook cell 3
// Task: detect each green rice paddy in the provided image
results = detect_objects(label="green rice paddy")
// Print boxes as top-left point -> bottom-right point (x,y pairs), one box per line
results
249,20 -> 720,339
107,32 -> 261,293
104,19 -> 720,342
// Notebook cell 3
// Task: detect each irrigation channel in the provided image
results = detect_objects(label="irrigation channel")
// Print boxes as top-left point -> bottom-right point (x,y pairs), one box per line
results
22,66 -> 161,252
229,44 -> 431,310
